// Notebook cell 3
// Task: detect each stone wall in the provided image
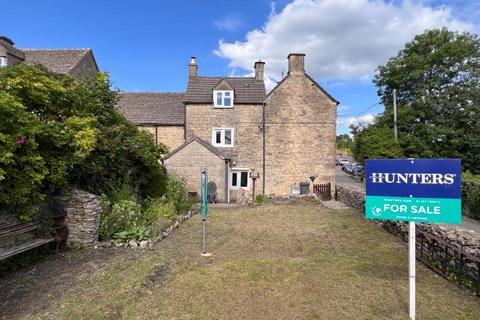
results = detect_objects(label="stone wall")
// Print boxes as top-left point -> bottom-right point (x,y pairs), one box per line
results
138,125 -> 185,151
186,103 -> 264,193
336,184 -> 480,285
56,189 -> 102,246
164,139 -> 227,202
264,73 -> 337,196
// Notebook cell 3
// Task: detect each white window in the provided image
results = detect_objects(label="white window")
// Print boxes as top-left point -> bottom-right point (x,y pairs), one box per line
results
212,128 -> 234,147
231,169 -> 249,189
0,57 -> 7,67
213,90 -> 234,108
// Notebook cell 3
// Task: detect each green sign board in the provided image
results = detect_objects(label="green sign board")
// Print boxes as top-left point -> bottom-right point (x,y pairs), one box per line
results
365,159 -> 461,224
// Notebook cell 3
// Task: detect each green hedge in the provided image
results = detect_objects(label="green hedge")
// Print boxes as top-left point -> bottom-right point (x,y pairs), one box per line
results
462,172 -> 480,220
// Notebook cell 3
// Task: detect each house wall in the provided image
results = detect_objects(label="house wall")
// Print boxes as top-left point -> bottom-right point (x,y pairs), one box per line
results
264,74 -> 337,196
138,125 -> 184,152
164,140 -> 227,202
185,104 -> 264,194
69,51 -> 98,81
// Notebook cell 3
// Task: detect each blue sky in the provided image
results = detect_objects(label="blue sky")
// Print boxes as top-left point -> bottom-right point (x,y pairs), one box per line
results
2,0 -> 478,135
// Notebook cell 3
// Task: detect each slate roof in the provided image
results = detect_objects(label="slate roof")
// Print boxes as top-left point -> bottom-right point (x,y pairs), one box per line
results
164,136 -> 225,160
117,92 -> 185,125
21,48 -> 91,75
184,77 -> 266,104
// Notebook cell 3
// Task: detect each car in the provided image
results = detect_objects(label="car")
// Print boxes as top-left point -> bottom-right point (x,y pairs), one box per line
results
344,165 -> 354,174
353,165 -> 364,176
337,158 -> 349,166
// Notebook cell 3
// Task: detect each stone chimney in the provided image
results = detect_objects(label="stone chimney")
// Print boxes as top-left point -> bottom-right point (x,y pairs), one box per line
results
0,36 -> 14,47
254,60 -> 265,81
188,56 -> 198,79
0,36 -> 25,65
287,53 -> 305,75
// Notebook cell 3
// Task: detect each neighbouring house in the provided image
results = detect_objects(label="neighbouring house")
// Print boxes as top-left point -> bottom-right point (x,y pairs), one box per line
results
116,92 -> 185,152
0,36 -> 99,80
126,54 -> 338,202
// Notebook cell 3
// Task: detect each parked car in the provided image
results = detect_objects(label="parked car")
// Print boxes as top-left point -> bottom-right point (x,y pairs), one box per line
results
344,164 -> 354,174
353,165 -> 364,176
337,158 -> 349,166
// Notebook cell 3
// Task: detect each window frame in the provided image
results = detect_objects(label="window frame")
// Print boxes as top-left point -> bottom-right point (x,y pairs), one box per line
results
212,127 -> 234,147
0,57 -> 7,67
230,168 -> 250,190
213,90 -> 234,108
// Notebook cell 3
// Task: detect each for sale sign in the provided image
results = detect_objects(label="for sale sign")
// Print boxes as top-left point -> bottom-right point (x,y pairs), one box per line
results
365,159 -> 461,224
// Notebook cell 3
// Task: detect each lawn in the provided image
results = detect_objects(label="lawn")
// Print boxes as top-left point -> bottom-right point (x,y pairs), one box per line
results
1,201 -> 479,319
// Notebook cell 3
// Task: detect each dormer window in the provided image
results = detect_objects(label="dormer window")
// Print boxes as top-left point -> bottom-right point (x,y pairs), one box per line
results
0,57 -> 6,67
214,90 -> 234,108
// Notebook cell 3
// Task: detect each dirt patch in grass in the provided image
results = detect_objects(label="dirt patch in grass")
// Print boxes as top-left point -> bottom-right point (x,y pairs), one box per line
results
1,203 -> 479,319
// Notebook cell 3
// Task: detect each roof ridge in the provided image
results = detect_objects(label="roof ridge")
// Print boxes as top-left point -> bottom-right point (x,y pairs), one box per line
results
119,91 -> 185,95
20,48 -> 91,51
196,76 -> 256,80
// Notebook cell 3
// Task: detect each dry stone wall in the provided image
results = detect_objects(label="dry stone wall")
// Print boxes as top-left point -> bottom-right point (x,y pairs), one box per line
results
55,189 -> 102,246
336,184 -> 480,289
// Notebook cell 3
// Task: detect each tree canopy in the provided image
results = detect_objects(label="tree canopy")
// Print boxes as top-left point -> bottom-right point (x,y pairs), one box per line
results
353,28 -> 480,171
0,64 -> 167,219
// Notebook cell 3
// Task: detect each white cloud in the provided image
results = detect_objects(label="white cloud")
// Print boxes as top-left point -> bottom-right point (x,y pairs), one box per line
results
337,114 -> 376,127
214,0 -> 473,82
213,14 -> 244,32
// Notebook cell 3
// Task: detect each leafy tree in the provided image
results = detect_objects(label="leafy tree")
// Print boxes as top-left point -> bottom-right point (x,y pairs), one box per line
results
370,28 -> 480,172
0,64 -> 167,218
351,125 -> 404,164
336,134 -> 354,154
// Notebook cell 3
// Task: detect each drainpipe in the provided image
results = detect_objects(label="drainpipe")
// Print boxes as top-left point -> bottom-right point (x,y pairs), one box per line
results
262,101 -> 266,195
224,157 -> 231,203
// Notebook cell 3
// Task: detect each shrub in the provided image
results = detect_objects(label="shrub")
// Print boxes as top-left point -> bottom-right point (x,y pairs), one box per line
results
0,64 -> 168,219
143,198 -> 176,224
100,199 -> 142,240
113,225 -> 149,243
255,194 -> 266,204
462,172 -> 480,220
165,175 -> 192,214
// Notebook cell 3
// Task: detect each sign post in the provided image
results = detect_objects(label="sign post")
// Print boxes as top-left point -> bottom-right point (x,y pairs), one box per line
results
365,159 -> 461,320
200,168 -> 212,257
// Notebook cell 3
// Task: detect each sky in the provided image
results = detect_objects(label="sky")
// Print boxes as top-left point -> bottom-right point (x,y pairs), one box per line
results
2,0 -> 479,135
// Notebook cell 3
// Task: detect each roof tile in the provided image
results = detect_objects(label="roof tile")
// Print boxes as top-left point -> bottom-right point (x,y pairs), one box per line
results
21,48 -> 90,74
117,92 -> 185,125
184,77 -> 266,104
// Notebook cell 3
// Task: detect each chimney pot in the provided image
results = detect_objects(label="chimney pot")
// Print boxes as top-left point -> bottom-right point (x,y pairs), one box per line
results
188,56 -> 198,79
254,60 -> 265,81
287,53 -> 305,74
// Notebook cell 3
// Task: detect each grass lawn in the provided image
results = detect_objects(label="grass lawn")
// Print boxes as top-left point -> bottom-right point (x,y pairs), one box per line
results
2,201 -> 479,319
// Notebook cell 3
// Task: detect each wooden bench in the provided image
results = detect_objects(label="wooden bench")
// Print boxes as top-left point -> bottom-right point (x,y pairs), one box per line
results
0,213 -> 67,261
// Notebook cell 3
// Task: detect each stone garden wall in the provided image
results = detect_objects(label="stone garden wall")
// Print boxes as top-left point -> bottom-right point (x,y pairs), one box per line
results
335,184 -> 480,259
55,189 -> 102,246
336,184 -> 480,292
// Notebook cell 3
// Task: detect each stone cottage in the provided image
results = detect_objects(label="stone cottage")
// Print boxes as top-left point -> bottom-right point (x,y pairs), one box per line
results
122,54 -> 338,201
0,36 -> 99,80
0,35 -> 338,201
